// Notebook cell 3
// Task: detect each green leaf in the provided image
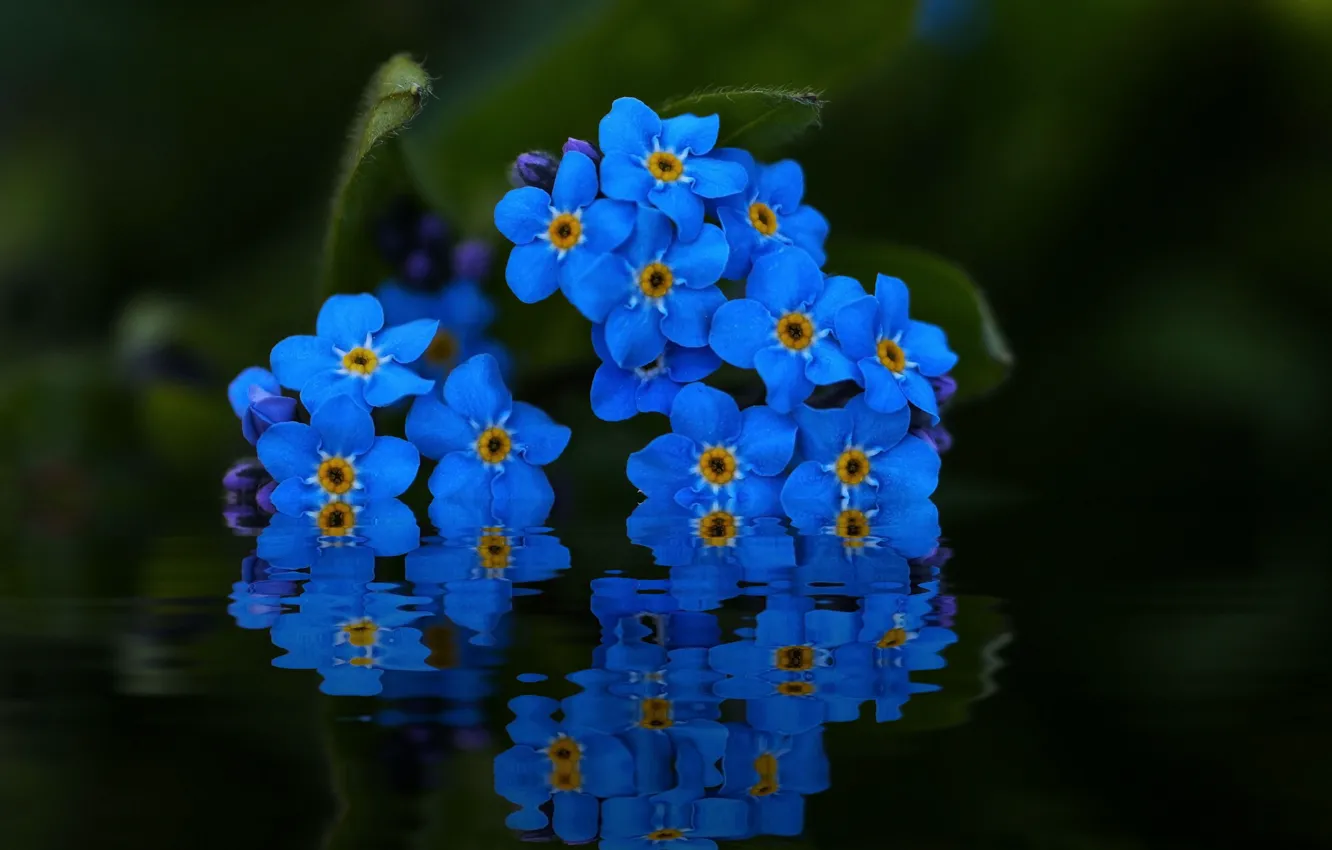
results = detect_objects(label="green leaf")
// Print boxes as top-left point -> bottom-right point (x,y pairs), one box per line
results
321,53 -> 432,296
829,241 -> 1013,401
659,86 -> 825,157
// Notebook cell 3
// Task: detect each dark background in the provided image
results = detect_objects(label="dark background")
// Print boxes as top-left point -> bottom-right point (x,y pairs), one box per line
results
2,1 -> 1329,847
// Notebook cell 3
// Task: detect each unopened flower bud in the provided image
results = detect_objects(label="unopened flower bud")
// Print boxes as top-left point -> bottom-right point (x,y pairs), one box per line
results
930,373 -> 958,406
562,137 -> 601,163
509,151 -> 559,192
242,387 -> 299,446
452,239 -> 493,281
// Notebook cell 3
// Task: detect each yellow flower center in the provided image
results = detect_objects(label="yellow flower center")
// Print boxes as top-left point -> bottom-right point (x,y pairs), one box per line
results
877,627 -> 908,649
697,509 -> 737,547
749,201 -> 778,236
776,312 -> 814,351
425,624 -> 458,670
877,337 -> 907,373
342,618 -> 379,648
316,500 -> 355,536
638,261 -> 674,298
546,735 -> 581,765
646,829 -> 685,842
478,534 -> 511,570
317,457 -> 355,495
697,447 -> 737,486
836,509 -> 870,547
349,654 -> 376,667
425,329 -> 458,365
637,697 -> 674,730
775,645 -> 815,671
835,448 -> 871,486
547,213 -> 581,250
476,426 -> 512,464
342,346 -> 378,375
549,765 -> 582,792
777,680 -> 816,697
750,752 -> 779,796
647,151 -> 684,182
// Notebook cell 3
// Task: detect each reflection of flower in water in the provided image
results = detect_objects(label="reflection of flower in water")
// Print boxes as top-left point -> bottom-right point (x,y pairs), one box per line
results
256,497 -> 420,569
716,723 -> 829,837
227,554 -> 299,630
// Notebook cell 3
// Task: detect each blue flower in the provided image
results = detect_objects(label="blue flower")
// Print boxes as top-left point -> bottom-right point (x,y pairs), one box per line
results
834,274 -> 959,422
626,383 -> 794,516
779,394 -> 941,558
406,528 -> 571,586
377,278 -> 508,383
712,150 -> 829,279
856,590 -> 958,673
257,395 -> 420,516
405,354 -> 570,533
590,324 -> 720,422
566,207 -> 729,368
493,694 -> 636,843
597,97 -> 748,241
227,366 -> 298,445
716,723 -> 829,838
792,532 -> 912,597
494,150 -> 635,304
600,794 -> 753,850
709,249 -> 864,413
256,498 -> 421,569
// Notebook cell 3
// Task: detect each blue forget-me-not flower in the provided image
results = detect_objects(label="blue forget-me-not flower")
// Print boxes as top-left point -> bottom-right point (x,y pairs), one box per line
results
716,723 -> 830,838
590,324 -> 720,422
712,150 -> 829,280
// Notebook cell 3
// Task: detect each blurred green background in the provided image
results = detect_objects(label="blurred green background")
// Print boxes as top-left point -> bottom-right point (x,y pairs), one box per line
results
2,0 -> 1331,847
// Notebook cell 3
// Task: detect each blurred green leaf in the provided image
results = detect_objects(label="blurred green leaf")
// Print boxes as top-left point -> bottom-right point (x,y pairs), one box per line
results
660,86 -> 825,157
830,242 -> 1013,401
322,53 -> 432,296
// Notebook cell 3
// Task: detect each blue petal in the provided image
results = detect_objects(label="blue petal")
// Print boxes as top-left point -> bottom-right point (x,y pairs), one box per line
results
508,401 -> 570,466
661,286 -> 725,348
364,361 -> 434,407
356,436 -> 420,500
793,404 -> 853,461
551,150 -> 598,211
874,274 -> 911,334
375,318 -> 439,363
873,434 -> 941,500
859,358 -> 909,414
669,382 -> 742,446
270,334 -> 336,391
599,97 -> 661,156
627,433 -> 697,500
686,156 -> 748,199
492,460 -> 555,530
494,186 -> 552,244
552,793 -> 600,844
590,322 -> 613,363
665,345 -> 721,382
902,369 -> 941,423
599,152 -> 655,203
661,112 -> 719,154
709,147 -> 759,189
271,477 -> 320,516
257,421 -> 320,481
316,293 -> 384,349
607,304 -> 666,370
581,198 -> 637,253
813,274 -> 867,328
902,319 -> 958,376
710,641 -> 777,677
620,206 -> 674,267
755,795 -> 805,837
357,499 -> 421,556
756,595 -> 810,645
437,279 -> 496,330
708,298 -> 773,368
747,248 -> 823,314
717,206 -> 759,280
443,353 -> 512,425
600,795 -> 653,839
427,453 -> 496,529
564,253 -> 631,322
737,405 -> 796,476
780,204 -> 829,265
870,493 -> 940,559
666,223 -> 728,288
760,159 -> 805,211
649,182 -> 704,241
311,394 -> 375,457
505,242 -> 561,303
228,367 -> 279,417
404,391 -> 475,460
833,296 -> 881,360
805,339 -> 858,385
376,281 -> 437,325
844,394 -> 911,453
591,363 -> 639,422
299,369 -> 363,413
636,375 -> 681,416
805,608 -> 858,647
755,347 -> 814,413
735,474 -> 785,518
780,461 -> 840,527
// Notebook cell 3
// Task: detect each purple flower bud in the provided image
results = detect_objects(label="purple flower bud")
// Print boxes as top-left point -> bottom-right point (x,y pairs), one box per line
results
913,545 -> 954,570
452,239 -> 493,281
910,424 -> 953,454
223,504 -> 266,536
223,458 -> 270,494
562,137 -> 601,163
255,480 -> 277,515
241,387 -> 299,446
510,151 -> 559,192
403,248 -> 434,284
417,212 -> 448,245
930,373 -> 957,406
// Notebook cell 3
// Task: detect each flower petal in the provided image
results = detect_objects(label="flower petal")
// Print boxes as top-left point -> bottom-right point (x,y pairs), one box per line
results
257,421 -> 320,481
902,319 -> 959,376
316,293 -> 384,348
670,382 -> 742,446
374,318 -> 439,363
427,453 -> 497,528
437,279 -> 496,330
649,182 -> 704,241
747,248 -> 823,314
619,206 -> 674,267
780,204 -> 829,266
844,393 -> 911,453
405,391 -> 475,460
833,296 -> 880,360
686,156 -> 748,199
872,434 -> 941,501
718,205 -> 759,281
661,285 -> 725,348
491,460 -> 556,530
505,242 -> 561,304
606,303 -> 666,370
813,274 -> 867,329
551,150 -> 598,211
874,274 -> 911,335
902,369 -> 940,423
444,353 -> 512,424
661,112 -> 719,155
551,792 -> 600,844
780,461 -> 841,527
793,404 -> 853,461
356,436 -> 420,499
311,394 -> 375,457
760,159 -> 805,211
364,361 -> 434,407
580,198 -> 637,253
299,369 -> 364,412
357,499 -> 421,556
508,401 -> 571,466
271,477 -> 321,516
598,97 -> 661,156
599,152 -> 654,203
270,335 -> 336,392
738,405 -> 796,476
708,298 -> 774,368
591,363 -> 639,422
868,492 -> 941,560
755,347 -> 814,413
564,253 -> 631,323
376,281 -> 438,325
494,186 -> 552,244
859,358 -> 910,414
805,339 -> 858,385
228,367 -> 279,417
665,345 -> 721,382
666,222 -> 728,288
627,433 -> 698,500
635,375 -> 681,416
